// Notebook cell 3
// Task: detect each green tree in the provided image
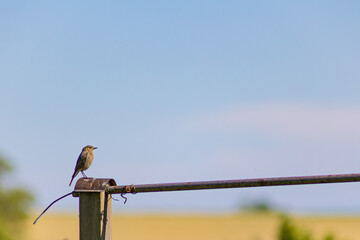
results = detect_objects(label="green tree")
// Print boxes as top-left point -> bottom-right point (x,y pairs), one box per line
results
278,215 -> 336,240
278,215 -> 311,240
241,198 -> 275,213
0,155 -> 33,240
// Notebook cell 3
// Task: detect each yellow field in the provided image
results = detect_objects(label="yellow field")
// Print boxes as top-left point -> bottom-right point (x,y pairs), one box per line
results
27,213 -> 360,240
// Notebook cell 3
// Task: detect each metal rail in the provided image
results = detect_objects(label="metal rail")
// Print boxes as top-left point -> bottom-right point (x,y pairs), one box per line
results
107,173 -> 360,194
60,173 -> 360,240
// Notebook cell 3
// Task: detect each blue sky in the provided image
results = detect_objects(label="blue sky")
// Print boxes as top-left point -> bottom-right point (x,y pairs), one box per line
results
1,1 -> 360,213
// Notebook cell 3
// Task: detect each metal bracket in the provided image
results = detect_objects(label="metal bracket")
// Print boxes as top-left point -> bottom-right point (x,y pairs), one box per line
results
73,178 -> 117,196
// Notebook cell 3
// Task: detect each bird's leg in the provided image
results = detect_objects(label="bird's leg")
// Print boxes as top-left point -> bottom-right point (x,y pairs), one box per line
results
81,171 -> 88,178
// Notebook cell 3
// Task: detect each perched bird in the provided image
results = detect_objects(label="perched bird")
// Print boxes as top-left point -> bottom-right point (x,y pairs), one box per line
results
69,145 -> 97,186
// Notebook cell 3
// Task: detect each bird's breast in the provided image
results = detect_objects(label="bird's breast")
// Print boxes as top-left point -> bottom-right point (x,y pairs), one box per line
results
82,154 -> 94,170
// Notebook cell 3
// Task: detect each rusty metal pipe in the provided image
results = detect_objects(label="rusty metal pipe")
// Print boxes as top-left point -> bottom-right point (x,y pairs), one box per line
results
106,173 -> 360,194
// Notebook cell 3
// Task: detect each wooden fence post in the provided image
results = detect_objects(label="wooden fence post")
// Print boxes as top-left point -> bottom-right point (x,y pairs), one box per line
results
73,178 -> 117,240
78,192 -> 112,240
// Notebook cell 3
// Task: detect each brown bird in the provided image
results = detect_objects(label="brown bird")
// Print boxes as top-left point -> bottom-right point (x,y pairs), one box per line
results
69,145 -> 97,186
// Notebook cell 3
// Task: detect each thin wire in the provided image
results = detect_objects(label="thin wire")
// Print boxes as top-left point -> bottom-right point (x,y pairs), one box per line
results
33,192 -> 73,225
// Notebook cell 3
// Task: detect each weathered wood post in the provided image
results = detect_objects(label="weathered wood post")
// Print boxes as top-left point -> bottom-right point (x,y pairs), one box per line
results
73,178 -> 117,240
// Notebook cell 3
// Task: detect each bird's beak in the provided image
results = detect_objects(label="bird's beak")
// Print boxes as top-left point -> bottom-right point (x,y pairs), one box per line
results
93,147 -> 98,150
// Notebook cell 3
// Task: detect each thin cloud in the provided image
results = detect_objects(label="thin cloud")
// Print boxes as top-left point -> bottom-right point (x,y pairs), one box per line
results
182,102 -> 360,141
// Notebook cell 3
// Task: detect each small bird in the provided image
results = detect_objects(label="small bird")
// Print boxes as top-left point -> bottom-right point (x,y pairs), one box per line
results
69,145 -> 97,186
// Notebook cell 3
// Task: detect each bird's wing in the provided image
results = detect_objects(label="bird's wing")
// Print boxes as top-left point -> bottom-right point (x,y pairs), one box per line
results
74,150 -> 89,171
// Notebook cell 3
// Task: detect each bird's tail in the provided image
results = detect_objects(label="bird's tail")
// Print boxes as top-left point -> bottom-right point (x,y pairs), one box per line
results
69,169 -> 80,186
69,177 -> 75,186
